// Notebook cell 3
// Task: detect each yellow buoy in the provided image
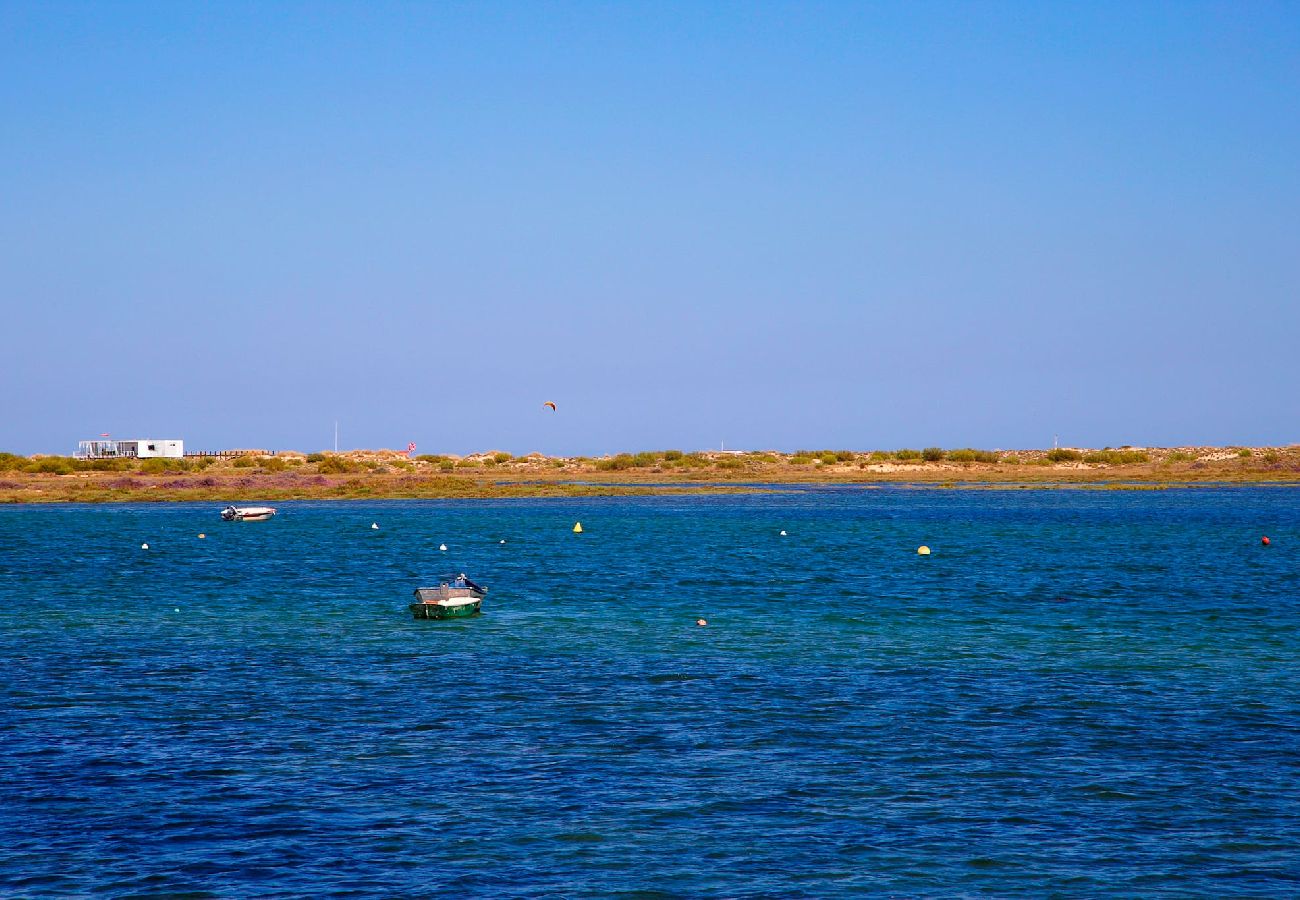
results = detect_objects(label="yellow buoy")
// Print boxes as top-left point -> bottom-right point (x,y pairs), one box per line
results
917,545 -> 931,556
573,522 -> 583,533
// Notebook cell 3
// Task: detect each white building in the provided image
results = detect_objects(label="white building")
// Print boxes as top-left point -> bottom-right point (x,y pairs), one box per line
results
77,439 -> 185,459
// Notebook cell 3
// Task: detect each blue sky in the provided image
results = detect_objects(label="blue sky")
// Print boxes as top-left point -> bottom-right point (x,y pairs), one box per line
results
2,2 -> 1297,455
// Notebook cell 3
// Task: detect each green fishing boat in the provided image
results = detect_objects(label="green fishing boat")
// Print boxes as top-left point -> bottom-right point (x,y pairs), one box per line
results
410,575 -> 486,620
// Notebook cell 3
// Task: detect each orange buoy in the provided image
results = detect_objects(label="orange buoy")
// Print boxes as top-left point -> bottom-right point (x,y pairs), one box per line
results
1262,536 -> 1271,546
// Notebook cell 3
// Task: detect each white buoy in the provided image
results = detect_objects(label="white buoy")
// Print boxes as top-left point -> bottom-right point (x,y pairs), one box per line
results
439,543 -> 447,551
371,523 -> 379,530
779,530 -> 787,536
696,618 -> 708,627
197,533 -> 205,539
174,608 -> 180,612
141,543 -> 149,550
500,539 -> 506,544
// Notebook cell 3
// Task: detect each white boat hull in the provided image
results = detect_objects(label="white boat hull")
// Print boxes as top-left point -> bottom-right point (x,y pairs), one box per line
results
221,506 -> 277,522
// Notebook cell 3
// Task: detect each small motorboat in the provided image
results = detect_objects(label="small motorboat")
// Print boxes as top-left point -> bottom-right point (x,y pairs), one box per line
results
220,505 -> 277,522
410,574 -> 486,619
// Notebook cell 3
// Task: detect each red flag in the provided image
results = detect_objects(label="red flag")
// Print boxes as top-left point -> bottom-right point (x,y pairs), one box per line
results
406,441 -> 416,457
99,433 -> 111,437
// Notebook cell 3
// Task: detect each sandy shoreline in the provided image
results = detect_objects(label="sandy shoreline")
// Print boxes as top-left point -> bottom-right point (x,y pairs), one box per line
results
2,445 -> 1298,503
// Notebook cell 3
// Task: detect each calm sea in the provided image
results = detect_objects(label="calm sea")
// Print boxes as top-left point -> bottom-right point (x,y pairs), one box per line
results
1,489 -> 1298,897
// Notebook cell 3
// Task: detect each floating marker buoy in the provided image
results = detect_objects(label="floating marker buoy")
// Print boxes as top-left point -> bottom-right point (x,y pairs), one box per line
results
573,522 -> 583,533
1262,536 -> 1271,546
198,533 -> 205,539
439,544 -> 447,551
141,543 -> 149,550
696,618 -> 708,627
917,545 -> 931,556
174,608 -> 180,613
779,530 -> 787,536
371,523 -> 379,530
500,539 -> 506,544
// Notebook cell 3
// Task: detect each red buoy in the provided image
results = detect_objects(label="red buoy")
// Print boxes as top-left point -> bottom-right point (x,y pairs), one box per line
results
1262,536 -> 1271,546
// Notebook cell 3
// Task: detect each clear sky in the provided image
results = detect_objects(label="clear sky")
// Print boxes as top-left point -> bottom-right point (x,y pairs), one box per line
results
2,2 -> 1297,456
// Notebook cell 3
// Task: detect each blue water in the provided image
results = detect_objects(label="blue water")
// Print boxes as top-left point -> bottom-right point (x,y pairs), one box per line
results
2,489 -> 1298,897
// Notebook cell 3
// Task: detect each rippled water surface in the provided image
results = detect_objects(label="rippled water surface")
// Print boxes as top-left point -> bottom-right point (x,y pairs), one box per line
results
2,489 -> 1298,897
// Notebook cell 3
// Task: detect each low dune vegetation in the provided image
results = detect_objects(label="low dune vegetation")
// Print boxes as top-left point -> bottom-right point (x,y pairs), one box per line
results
1,444 -> 1298,502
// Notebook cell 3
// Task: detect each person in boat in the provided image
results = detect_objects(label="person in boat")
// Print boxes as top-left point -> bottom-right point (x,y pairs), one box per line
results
453,573 -> 485,593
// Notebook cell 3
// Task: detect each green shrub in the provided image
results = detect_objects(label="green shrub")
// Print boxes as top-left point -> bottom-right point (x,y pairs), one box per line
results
1166,451 -> 1194,463
306,453 -> 326,463
260,457 -> 287,472
317,456 -> 361,474
492,452 -> 512,464
0,452 -> 24,471
1237,448 -> 1253,458
596,454 -> 636,471
455,458 -> 481,468
942,448 -> 999,463
633,452 -> 658,467
790,455 -> 814,465
1263,451 -> 1280,463
1046,448 -> 1082,462
921,447 -> 944,462
440,461 -> 456,472
1084,450 -> 1150,465
27,457 -> 74,474
662,450 -> 684,461
818,452 -> 839,465
895,449 -> 921,460
715,458 -> 744,470
869,451 -> 890,461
